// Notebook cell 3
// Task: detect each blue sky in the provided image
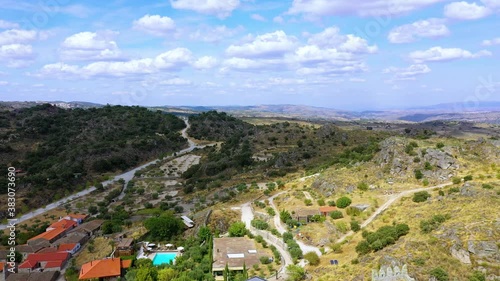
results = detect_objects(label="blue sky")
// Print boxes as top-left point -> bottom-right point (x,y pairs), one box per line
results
0,0 -> 499,110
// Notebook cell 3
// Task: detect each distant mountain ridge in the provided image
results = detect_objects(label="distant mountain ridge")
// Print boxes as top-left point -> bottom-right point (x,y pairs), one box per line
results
2,101 -> 500,123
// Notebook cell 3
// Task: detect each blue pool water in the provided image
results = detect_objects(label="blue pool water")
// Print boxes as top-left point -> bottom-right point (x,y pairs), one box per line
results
152,252 -> 177,266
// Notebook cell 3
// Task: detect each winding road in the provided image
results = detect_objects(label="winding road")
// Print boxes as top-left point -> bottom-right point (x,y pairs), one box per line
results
0,117 -> 203,230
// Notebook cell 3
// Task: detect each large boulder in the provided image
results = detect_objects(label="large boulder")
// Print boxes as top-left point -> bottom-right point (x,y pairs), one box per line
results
450,244 -> 471,264
423,148 -> 459,170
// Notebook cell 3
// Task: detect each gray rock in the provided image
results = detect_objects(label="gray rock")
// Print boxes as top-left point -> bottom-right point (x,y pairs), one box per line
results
353,204 -> 370,211
468,241 -> 499,259
460,183 -> 475,196
451,244 -> 471,264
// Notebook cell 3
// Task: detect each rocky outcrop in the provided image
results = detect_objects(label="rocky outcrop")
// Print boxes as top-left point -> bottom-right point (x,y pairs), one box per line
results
423,148 -> 459,170
468,240 -> 500,264
372,264 -> 415,281
450,244 -> 471,264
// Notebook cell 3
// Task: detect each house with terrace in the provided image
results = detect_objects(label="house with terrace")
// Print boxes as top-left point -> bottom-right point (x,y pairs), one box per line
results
212,237 -> 264,281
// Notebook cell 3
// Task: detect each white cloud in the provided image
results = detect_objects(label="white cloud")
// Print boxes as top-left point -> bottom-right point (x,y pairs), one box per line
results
0,20 -> 19,29
226,30 -> 298,58
189,25 -> 243,43
153,48 -> 193,70
0,44 -> 35,67
444,1 -> 491,20
133,15 -> 176,36
350,78 -> 366,82
482,37 -> 500,46
60,31 -> 123,61
193,56 -> 218,69
384,64 -> 431,80
409,46 -> 491,62
273,16 -> 284,23
0,29 -> 37,45
287,0 -> 447,17
308,27 -> 378,53
36,47 -> 208,78
160,78 -> 192,85
221,57 -> 263,71
251,14 -> 267,22
0,81 -> 9,85
388,18 -> 450,43
170,0 -> 240,18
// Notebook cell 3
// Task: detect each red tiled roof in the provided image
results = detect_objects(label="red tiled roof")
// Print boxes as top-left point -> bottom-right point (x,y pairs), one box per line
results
121,259 -> 132,269
0,262 -> 4,272
67,214 -> 89,220
79,258 -> 121,280
28,228 -> 67,242
319,206 -> 337,213
49,219 -> 77,230
58,243 -> 77,252
19,260 -> 38,269
22,252 -> 69,265
44,260 -> 64,268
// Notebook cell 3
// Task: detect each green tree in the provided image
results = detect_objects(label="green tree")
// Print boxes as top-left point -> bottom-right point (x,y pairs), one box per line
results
357,182 -> 369,191
430,267 -> 449,281
286,265 -> 305,281
304,252 -> 320,266
158,268 -> 176,281
280,210 -> 292,223
330,211 -> 343,219
144,212 -> 184,240
136,265 -> 159,281
414,169 -> 424,180
228,222 -> 247,237
350,221 -> 361,232
413,191 -> 431,203
336,197 -> 352,208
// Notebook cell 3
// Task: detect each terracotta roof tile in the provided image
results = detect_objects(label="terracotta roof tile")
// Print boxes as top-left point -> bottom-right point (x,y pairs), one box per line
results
49,219 -> 77,230
79,258 -> 121,280
28,228 -> 67,242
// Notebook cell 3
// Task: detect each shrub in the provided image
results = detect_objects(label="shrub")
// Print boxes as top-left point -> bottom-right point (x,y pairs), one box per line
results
355,224 -> 410,255
452,177 -> 462,184
448,187 -> 460,194
259,256 -> 272,264
304,252 -> 320,266
357,182 -> 369,191
350,221 -> 361,232
424,161 -> 433,170
317,199 -> 326,206
414,169 -> 424,180
309,215 -> 325,223
430,267 -> 449,281
336,197 -> 352,208
438,190 -> 445,196
330,211 -> 343,219
482,184 -> 494,189
469,271 -> 486,281
266,207 -> 276,216
413,191 -> 430,203
355,240 -> 371,255
345,206 -> 361,217
327,200 -> 336,207
251,219 -> 269,230
436,142 -> 445,149
228,222 -> 247,237
464,175 -> 473,181
413,157 -> 421,163
420,214 -> 449,233
304,199 -> 313,206
423,179 -> 429,186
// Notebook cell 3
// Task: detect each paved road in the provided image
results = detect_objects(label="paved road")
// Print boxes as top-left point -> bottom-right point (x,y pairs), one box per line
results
335,182 -> 452,243
0,118 -> 206,230
267,192 -> 322,256
241,203 -> 292,280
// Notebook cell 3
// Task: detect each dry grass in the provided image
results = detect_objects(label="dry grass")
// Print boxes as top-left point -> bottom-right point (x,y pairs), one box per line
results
75,237 -> 113,267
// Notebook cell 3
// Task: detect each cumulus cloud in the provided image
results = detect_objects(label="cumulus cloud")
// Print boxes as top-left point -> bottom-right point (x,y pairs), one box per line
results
133,15 -> 176,36
0,44 -> 35,68
251,14 -> 267,22
225,30 -> 298,58
287,0 -> 447,17
0,29 -> 38,45
409,46 -> 491,63
170,0 -> 240,18
36,47 -> 211,78
384,64 -> 431,80
0,20 -> 19,29
193,56 -> 218,69
444,1 -> 491,20
307,26 -> 378,53
388,18 -> 450,43
160,78 -> 192,85
60,31 -> 123,61
189,25 -> 243,43
482,37 -> 500,46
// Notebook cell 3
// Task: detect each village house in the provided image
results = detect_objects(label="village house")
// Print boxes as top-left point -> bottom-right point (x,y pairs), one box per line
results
212,237 -> 264,281
292,208 -> 320,224
79,258 -> 132,280
5,270 -> 59,281
64,214 -> 89,225
319,206 -> 337,216
115,238 -> 134,257
46,219 -> 77,232
18,252 -> 70,273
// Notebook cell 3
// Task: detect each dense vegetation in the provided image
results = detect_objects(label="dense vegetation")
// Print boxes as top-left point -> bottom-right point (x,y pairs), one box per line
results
356,224 -> 410,255
0,105 -> 186,217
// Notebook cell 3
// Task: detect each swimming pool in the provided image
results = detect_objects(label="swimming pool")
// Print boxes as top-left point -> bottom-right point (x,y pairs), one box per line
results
152,252 -> 177,266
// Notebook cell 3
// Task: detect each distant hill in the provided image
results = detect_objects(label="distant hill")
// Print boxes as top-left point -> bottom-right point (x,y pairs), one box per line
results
2,101 -> 500,123
0,104 -> 187,218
